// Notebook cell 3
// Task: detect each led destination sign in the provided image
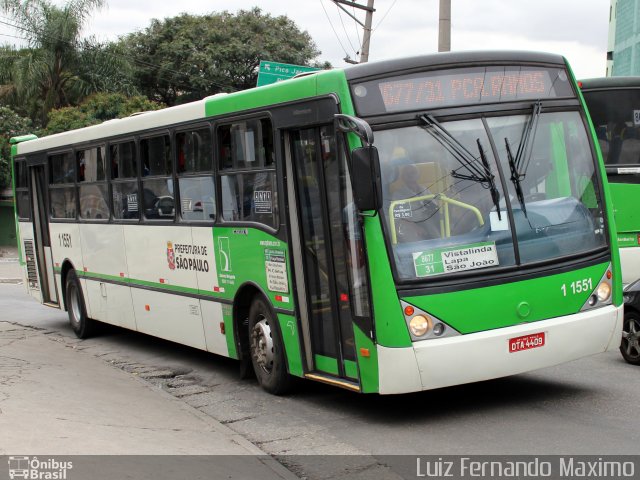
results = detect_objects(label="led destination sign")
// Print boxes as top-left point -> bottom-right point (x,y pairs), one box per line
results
352,66 -> 574,115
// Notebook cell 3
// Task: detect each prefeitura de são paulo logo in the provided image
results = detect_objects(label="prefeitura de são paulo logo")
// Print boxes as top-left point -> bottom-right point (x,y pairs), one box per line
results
167,241 -> 176,270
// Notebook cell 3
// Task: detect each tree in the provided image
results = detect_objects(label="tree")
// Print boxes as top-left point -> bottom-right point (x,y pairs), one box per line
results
0,106 -> 33,188
120,8 -> 325,106
43,92 -> 164,135
0,0 -> 135,125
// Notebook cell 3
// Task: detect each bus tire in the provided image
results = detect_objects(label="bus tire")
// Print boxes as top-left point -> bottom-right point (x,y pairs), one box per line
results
620,310 -> 640,365
248,297 -> 291,395
65,270 -> 96,339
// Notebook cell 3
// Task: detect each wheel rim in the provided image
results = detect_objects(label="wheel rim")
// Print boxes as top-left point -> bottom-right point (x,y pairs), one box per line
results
622,316 -> 640,361
69,283 -> 81,326
251,315 -> 274,374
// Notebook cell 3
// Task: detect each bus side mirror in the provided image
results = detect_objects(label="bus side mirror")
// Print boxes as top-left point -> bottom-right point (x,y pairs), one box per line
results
351,146 -> 382,212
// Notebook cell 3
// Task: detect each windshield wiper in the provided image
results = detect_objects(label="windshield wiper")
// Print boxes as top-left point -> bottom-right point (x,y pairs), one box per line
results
477,139 -> 501,220
515,100 -> 542,176
505,137 -> 527,216
504,101 -> 543,217
420,114 -> 501,220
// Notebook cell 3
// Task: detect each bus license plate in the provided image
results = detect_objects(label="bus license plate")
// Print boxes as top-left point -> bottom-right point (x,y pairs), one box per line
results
509,332 -> 545,353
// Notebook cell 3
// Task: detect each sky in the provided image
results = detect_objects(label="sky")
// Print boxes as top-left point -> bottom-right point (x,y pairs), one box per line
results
1,0 -> 611,79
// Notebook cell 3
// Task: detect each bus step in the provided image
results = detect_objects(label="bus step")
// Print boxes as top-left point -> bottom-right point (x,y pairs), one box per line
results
43,301 -> 59,308
304,372 -> 361,392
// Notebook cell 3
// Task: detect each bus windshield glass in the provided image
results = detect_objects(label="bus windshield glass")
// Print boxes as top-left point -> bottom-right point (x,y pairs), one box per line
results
375,110 -> 607,281
581,88 -> 640,165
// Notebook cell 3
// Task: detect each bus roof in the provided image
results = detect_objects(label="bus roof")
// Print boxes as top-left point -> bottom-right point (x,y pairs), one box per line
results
344,50 -> 567,81
580,76 -> 640,90
13,68 -> 340,156
14,50 -> 568,156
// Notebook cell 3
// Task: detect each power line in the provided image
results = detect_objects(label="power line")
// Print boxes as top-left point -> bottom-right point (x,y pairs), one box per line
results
336,5 -> 359,56
352,4 -> 361,48
0,32 -> 26,41
373,0 -> 398,31
319,0 -> 352,61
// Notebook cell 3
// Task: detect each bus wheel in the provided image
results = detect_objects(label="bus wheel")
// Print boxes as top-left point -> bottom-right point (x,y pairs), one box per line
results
65,270 -> 96,339
620,311 -> 640,365
248,297 -> 291,394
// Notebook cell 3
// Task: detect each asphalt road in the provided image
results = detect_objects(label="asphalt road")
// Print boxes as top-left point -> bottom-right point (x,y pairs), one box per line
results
2,283 -> 638,479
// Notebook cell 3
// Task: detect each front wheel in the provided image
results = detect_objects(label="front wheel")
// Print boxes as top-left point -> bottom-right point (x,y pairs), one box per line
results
248,297 -> 292,395
620,311 -> 640,365
65,270 -> 96,339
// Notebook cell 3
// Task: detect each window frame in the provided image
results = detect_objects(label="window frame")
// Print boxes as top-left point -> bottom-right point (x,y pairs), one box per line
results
139,130 -> 176,223
175,123 -> 216,224
13,157 -> 31,221
77,143 -> 109,222
215,115 -> 279,231
48,149 -> 77,222
109,137 -> 141,223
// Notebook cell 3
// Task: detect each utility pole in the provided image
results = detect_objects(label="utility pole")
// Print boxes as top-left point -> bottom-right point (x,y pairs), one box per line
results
332,0 -> 376,63
438,0 -> 451,52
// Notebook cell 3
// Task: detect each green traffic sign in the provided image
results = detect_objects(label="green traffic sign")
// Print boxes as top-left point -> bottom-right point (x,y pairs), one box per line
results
257,61 -> 320,87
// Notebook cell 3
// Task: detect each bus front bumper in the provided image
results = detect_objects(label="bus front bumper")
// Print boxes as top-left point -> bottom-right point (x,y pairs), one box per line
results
376,304 -> 623,394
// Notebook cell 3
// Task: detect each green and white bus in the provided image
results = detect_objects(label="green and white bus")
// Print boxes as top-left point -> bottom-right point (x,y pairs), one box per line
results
580,76 -> 640,364
12,51 -> 622,395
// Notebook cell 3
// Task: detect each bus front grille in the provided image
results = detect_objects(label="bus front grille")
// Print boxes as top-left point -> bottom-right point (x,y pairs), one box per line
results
23,240 -> 39,290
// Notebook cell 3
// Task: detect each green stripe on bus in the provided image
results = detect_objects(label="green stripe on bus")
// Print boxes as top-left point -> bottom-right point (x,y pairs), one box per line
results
277,313 -> 303,377
363,214 -> 412,348
314,354 -> 339,376
354,325 -> 379,393
405,261 -> 612,335
344,359 -> 358,380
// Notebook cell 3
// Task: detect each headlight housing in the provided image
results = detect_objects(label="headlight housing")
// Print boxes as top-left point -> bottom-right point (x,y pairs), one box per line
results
401,301 -> 461,341
580,265 -> 614,311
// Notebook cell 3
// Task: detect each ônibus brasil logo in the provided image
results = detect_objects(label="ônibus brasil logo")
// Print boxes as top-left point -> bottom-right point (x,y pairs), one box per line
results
8,456 -> 73,479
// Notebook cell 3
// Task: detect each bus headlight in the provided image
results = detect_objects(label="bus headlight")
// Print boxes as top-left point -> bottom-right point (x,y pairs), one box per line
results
409,315 -> 432,337
580,265 -> 614,311
597,281 -> 611,302
401,301 -> 461,341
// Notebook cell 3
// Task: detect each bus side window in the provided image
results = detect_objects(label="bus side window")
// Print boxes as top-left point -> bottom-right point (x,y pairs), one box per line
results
217,118 -> 277,228
78,145 -> 109,220
177,126 -> 215,222
111,141 -> 139,220
140,134 -> 174,221
49,152 -> 77,219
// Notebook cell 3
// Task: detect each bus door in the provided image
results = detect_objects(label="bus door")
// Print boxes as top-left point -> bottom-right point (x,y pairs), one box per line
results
28,164 -> 58,304
286,125 -> 371,386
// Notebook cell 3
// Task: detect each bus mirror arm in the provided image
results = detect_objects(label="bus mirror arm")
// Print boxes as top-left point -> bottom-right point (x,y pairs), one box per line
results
351,146 -> 382,214
334,114 -> 381,213
335,114 -> 374,146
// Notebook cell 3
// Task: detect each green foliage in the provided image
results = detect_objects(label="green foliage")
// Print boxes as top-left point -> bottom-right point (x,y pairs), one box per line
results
0,0 -> 136,125
44,92 -> 164,135
120,7 -> 324,106
0,106 -> 32,188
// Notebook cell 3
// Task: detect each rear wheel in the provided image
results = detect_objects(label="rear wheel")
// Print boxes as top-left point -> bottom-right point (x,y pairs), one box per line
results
65,270 -> 96,339
620,310 -> 640,365
248,297 -> 291,394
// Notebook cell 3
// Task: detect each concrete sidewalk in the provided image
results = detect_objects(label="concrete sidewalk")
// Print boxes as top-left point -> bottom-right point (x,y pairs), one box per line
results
0,320 -> 297,479
0,245 -> 21,284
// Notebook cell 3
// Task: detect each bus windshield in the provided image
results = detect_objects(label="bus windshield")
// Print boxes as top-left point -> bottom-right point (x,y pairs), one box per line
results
376,109 -> 607,280
581,88 -> 640,165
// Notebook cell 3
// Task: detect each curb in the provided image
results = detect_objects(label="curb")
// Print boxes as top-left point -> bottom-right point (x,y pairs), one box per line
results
117,358 -> 300,479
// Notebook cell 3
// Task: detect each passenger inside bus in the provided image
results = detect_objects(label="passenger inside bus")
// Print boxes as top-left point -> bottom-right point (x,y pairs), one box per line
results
385,148 -> 441,243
